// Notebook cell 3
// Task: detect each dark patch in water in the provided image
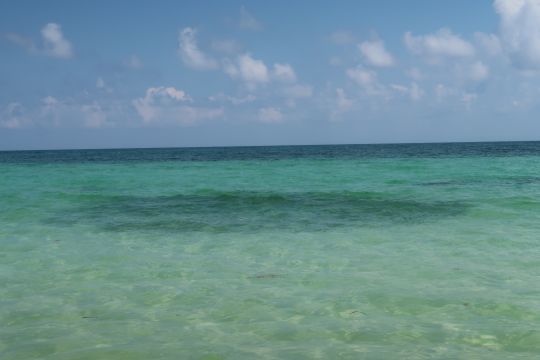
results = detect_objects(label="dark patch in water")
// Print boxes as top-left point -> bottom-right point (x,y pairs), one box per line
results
503,176 -> 540,185
46,190 -> 470,233
249,274 -> 283,279
420,180 -> 466,186
419,176 -> 540,187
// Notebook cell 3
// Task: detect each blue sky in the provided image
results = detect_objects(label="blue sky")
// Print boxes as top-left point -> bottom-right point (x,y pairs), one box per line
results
1,0 -> 540,150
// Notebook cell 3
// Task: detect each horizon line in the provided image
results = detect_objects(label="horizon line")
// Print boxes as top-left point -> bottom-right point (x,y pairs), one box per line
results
1,139 -> 540,152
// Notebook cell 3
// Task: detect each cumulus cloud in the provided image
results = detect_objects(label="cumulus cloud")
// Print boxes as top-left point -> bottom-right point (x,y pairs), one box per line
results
3,23 -> 73,59
359,40 -> 395,67
272,63 -> 297,82
404,28 -> 475,61
346,67 -> 386,96
240,6 -> 262,30
178,28 -> 218,70
41,23 -> 73,59
133,86 -> 222,125
494,0 -> 540,69
132,87 -> 192,122
258,107 -> 283,123
224,53 -> 270,88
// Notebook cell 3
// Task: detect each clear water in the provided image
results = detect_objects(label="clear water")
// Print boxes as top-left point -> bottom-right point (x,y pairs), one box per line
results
1,142 -> 540,359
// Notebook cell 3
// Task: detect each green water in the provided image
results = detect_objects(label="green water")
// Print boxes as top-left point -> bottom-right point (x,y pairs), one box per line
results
1,143 -> 540,359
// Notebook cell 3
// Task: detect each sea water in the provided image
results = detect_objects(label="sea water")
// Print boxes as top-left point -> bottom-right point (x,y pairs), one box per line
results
1,142 -> 540,359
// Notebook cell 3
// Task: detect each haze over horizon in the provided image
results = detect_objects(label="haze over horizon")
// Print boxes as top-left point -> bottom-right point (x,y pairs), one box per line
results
2,0 -> 540,150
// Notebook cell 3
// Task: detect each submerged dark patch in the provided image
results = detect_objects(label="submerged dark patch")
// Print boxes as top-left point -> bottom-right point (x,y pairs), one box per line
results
47,190 -> 470,233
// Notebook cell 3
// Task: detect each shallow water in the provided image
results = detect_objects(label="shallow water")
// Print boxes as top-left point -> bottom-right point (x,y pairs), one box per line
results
1,142 -> 540,359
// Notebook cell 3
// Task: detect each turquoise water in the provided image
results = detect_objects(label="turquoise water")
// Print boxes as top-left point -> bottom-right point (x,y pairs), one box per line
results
1,143 -> 540,359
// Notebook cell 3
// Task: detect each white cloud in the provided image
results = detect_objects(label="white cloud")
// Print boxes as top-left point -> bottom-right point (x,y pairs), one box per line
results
359,40 -> 395,67
468,61 -> 489,81
240,6 -> 262,30
336,88 -> 353,111
3,23 -> 73,59
390,82 -> 424,101
433,84 -> 477,107
40,96 -> 65,126
404,28 -> 475,61
0,102 -> 29,128
209,93 -> 256,105
178,28 -> 218,70
346,66 -> 386,95
133,86 -> 192,122
258,107 -> 283,123
41,23 -> 73,59
331,88 -> 353,120
39,95 -> 65,127
224,53 -> 270,88
272,63 -> 297,82
435,84 -> 456,101
494,0 -> 540,69
81,102 -> 108,128
133,86 -> 222,125
409,82 -> 424,101
40,96 -> 112,128
95,76 -> 113,93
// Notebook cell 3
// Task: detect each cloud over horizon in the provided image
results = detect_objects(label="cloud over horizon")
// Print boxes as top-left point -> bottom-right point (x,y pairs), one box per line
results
4,1 -> 540,148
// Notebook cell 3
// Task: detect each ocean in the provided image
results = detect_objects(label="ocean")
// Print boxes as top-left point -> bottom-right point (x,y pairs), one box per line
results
1,142 -> 540,359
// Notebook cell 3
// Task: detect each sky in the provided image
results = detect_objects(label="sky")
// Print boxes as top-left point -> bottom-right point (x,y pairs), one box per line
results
1,0 -> 540,150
